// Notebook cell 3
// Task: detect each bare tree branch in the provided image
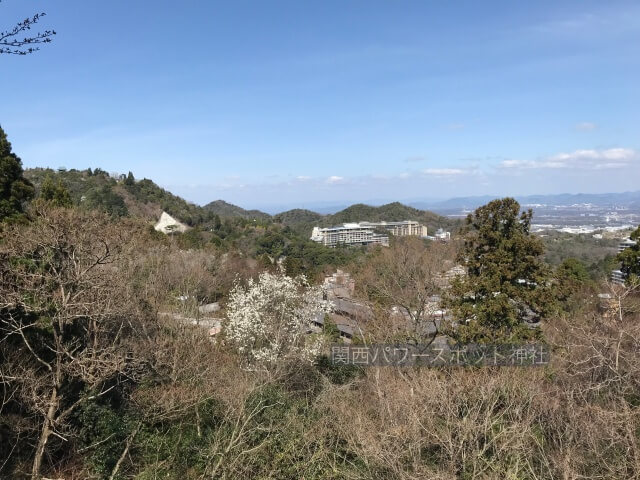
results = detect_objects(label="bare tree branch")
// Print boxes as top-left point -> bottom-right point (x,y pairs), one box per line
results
0,7 -> 56,55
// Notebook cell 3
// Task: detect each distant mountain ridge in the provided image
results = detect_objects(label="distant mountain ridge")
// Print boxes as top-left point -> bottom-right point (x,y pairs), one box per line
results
25,168 -> 455,234
203,199 -> 271,220
273,209 -> 323,224
324,202 -> 453,229
38,167 -> 638,233
274,201 -> 459,237
412,191 -> 640,212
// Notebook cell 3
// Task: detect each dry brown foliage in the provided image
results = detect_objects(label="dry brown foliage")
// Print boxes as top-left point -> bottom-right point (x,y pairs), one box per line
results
2,208 -> 639,480
0,207 -> 152,478
354,237 -> 456,344
318,283 -> 640,479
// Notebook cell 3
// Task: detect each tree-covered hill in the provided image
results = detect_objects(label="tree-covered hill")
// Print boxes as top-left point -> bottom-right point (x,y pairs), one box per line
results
270,209 -> 323,237
24,168 -> 216,226
540,230 -> 621,281
203,199 -> 271,220
272,202 -> 459,238
274,208 -> 323,224
325,202 -> 460,232
120,176 -> 215,226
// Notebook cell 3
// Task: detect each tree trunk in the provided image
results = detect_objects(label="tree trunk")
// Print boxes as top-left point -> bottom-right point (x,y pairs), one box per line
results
108,422 -> 141,480
32,386 -> 58,480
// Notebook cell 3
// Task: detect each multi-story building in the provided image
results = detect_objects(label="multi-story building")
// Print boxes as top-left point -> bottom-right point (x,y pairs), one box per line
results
359,220 -> 428,237
611,237 -> 637,284
434,228 -> 451,241
617,238 -> 637,253
310,220 -> 428,247
611,269 -> 626,284
310,223 -> 389,247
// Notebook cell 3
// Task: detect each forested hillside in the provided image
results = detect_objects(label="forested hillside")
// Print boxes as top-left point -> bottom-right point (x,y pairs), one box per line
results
203,199 -> 271,220
541,231 -> 621,280
22,167 -> 368,279
25,168 -> 216,226
273,208 -> 323,224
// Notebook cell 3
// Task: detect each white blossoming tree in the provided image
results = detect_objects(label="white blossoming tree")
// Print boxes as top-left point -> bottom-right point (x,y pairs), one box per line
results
225,272 -> 332,367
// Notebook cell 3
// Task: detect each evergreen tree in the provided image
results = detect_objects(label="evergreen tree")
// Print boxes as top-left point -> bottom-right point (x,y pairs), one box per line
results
124,171 -> 135,186
83,185 -> 128,217
444,198 -> 554,343
213,214 -> 222,230
0,125 -> 34,222
39,176 -> 73,207
617,225 -> 640,284
556,258 -> 591,286
554,258 -> 593,312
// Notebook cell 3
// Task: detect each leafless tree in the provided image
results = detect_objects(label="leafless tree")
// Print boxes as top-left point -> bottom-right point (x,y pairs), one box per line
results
356,237 -> 455,345
0,207 -> 147,479
549,279 -> 640,398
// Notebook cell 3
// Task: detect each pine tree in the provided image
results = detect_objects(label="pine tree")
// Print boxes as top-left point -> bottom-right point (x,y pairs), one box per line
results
443,198 -> 554,343
0,125 -> 34,222
124,171 -> 135,186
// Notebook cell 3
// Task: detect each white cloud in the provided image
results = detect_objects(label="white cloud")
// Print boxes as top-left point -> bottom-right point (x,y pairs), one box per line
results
550,148 -> 636,163
326,175 -> 345,184
423,168 -> 466,176
296,175 -> 311,181
576,122 -> 597,131
500,160 -> 534,169
500,148 -> 638,171
501,159 -> 565,169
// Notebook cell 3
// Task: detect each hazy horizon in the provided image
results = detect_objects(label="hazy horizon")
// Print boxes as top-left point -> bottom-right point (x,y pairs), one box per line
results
167,188 -> 640,214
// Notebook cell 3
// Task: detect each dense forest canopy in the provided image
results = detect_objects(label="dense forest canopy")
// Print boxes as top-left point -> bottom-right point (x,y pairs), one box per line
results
203,199 -> 271,220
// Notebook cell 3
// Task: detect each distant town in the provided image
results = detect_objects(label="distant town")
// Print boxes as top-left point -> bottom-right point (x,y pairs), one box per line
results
433,200 -> 640,235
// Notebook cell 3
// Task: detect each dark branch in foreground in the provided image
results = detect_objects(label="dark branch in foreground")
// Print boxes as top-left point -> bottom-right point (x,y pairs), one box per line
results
0,12 -> 56,55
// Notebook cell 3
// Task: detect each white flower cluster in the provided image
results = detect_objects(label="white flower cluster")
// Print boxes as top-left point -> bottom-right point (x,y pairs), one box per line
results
224,272 -> 332,366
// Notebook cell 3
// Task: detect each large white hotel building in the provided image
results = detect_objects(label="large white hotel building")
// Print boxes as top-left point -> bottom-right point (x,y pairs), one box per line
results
310,220 -> 427,247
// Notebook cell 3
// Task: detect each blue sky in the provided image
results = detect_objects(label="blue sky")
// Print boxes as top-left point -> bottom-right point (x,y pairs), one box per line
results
2,0 -> 639,210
